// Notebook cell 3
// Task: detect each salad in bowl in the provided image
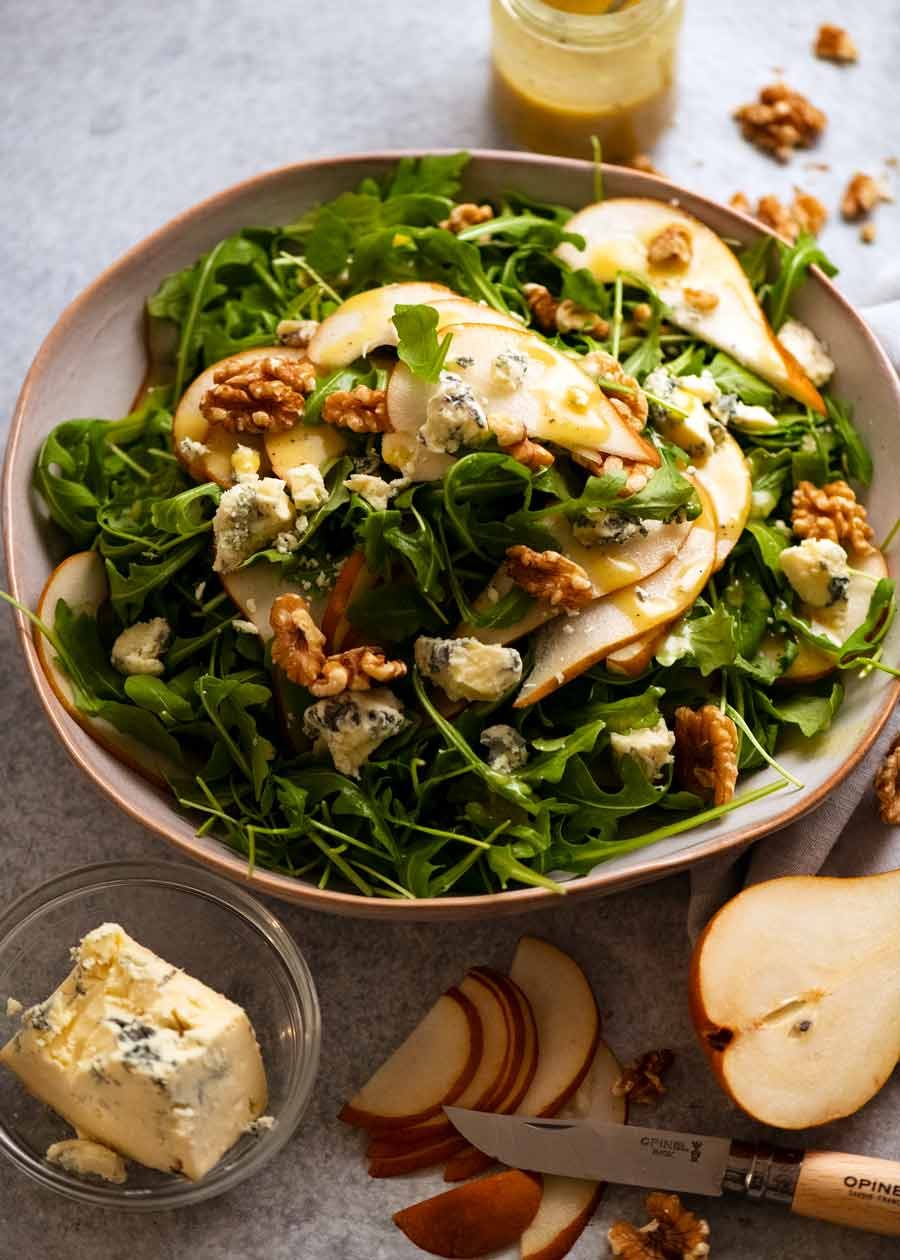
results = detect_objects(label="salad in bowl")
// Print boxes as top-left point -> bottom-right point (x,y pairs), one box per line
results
13,152 -> 896,902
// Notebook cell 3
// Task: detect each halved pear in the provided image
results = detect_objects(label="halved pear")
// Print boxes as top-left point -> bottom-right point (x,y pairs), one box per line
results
173,346 -> 310,486
517,482 -> 718,706
558,198 -> 825,412
384,322 -> 659,483
465,514 -> 694,647
690,871 -> 900,1128
521,1041 -> 626,1260
307,281 -> 453,370
783,548 -> 889,683
692,432 -> 752,570
34,551 -> 178,787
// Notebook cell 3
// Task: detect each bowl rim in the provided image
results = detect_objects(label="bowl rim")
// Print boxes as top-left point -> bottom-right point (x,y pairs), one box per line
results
0,859 -> 321,1209
4,147 -> 899,919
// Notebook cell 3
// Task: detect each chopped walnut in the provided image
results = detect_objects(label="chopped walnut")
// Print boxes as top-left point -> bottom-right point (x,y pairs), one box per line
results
860,222 -> 878,244
505,546 -> 593,610
791,480 -> 875,555
728,191 -> 751,214
625,153 -> 662,175
505,436 -> 555,471
841,172 -> 890,220
734,83 -> 826,162
580,349 -> 649,430
523,283 -> 608,337
270,594 -> 406,696
276,318 -> 319,348
674,706 -> 739,807
613,1049 -> 675,1105
646,223 -> 693,268
683,288 -> 719,313
632,302 -> 654,326
875,735 -> 900,824
792,189 -> 829,235
609,1193 -> 711,1260
814,23 -> 858,63
736,189 -> 828,243
581,452 -> 654,495
200,355 -> 316,433
322,385 -> 390,433
440,203 -> 494,234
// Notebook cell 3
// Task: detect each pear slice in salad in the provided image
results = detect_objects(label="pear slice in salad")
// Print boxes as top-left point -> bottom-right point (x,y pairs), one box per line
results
308,282 -> 523,370
265,418 -> 348,481
557,198 -> 825,412
384,322 -> 660,481
220,559 -> 331,642
34,551 -> 179,786
691,431 -> 752,570
783,548 -> 890,683
466,513 -> 693,646
516,482 -> 719,706
605,621 -> 673,677
173,346 -> 311,487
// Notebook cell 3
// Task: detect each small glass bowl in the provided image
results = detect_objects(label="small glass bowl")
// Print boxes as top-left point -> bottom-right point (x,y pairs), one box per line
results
0,860 -> 320,1209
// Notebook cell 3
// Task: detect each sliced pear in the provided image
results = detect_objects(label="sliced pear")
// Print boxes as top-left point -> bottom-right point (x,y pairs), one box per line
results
783,548 -> 889,683
690,871 -> 900,1128
692,431 -> 752,570
339,986 -> 483,1131
558,198 -> 825,412
466,514 -> 693,647
220,560 -> 330,641
265,419 -> 347,481
517,483 -> 718,706
308,282 -> 455,370
384,322 -> 659,481
393,1170 -> 543,1259
605,621 -> 673,677
173,346 -> 310,486
34,552 -> 178,787
521,1041 -> 626,1260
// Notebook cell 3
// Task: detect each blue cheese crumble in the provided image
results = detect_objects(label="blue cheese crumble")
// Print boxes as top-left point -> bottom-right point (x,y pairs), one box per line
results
777,319 -> 834,387
609,718 -> 675,781
573,510 -> 647,547
480,725 -> 529,774
285,463 -> 329,513
421,372 -> 490,454
303,689 -> 406,777
780,538 -> 850,607
414,636 -> 523,702
491,348 -> 529,390
343,473 -> 408,512
110,618 -> 171,677
212,476 -> 295,573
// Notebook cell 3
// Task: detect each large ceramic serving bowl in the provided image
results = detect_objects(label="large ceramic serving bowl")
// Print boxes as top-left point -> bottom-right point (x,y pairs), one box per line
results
4,151 -> 899,920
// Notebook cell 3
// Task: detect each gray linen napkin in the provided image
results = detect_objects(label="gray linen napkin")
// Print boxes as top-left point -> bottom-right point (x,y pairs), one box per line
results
687,302 -> 900,939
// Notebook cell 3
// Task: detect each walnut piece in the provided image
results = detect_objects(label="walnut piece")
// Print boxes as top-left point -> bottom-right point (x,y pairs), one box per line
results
609,1192 -> 711,1260
505,546 -> 593,611
646,224 -> 692,268
674,706 -> 739,807
276,318 -> 319,348
200,355 -> 316,434
840,172 -> 889,220
750,188 -> 828,242
580,349 -> 649,431
734,83 -> 826,162
814,23 -> 858,63
728,191 -> 751,214
504,436 -> 555,471
440,203 -> 494,234
860,222 -> 878,244
682,288 -> 719,313
322,385 -> 390,433
270,594 -> 406,696
875,735 -> 900,824
625,153 -> 662,175
612,1049 -> 675,1105
581,451 -> 654,495
523,283 -> 608,337
791,480 -> 875,555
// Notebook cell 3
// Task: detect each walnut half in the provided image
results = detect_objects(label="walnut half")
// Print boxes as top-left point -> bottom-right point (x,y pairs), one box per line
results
505,546 -> 593,611
874,734 -> 900,824
674,706 -> 738,807
322,385 -> 390,433
270,594 -> 405,696
612,1048 -> 675,1105
734,83 -> 826,163
201,355 -> 316,434
791,480 -> 875,555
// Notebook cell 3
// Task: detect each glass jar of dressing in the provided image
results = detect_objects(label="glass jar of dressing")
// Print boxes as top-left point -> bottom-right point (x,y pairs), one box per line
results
491,0 -> 685,160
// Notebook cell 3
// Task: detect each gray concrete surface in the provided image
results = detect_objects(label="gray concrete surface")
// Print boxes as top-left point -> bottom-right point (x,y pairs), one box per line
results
1,2 -> 898,1256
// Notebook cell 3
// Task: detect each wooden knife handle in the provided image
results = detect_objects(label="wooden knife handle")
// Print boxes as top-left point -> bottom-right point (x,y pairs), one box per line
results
791,1151 -> 900,1237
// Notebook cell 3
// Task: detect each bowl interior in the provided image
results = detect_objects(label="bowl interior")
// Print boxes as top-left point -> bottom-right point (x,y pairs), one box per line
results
4,152 -> 899,919
0,864 -> 319,1207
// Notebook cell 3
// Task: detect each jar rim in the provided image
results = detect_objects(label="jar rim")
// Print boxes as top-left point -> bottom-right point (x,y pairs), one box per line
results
497,0 -> 681,47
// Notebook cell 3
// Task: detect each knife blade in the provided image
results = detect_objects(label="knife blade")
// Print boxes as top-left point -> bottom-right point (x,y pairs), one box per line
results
444,1108 -> 731,1196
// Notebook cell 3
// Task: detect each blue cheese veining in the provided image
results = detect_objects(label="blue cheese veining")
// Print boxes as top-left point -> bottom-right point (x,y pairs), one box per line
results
0,923 -> 268,1181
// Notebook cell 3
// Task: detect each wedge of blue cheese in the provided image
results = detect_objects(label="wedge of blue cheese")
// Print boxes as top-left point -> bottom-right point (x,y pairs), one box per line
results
0,923 -> 268,1181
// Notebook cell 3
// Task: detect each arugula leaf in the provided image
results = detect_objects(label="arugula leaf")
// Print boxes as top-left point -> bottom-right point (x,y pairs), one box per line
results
561,268 -> 608,313
554,452 -> 699,525
392,304 -> 453,382
757,682 -> 844,738
724,561 -> 772,659
305,205 -> 353,277
776,578 -> 895,665
150,482 -> 221,535
347,585 -> 442,641
737,234 -> 774,292
196,673 -> 274,798
96,701 -> 184,762
52,600 -> 124,709
487,845 -> 564,893
826,395 -> 873,486
386,153 -> 470,199
656,606 -> 737,675
123,675 -> 195,724
747,448 -> 792,519
746,519 -> 792,573
105,538 -> 207,622
707,351 -> 775,408
767,232 -> 838,332
521,720 -> 606,785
